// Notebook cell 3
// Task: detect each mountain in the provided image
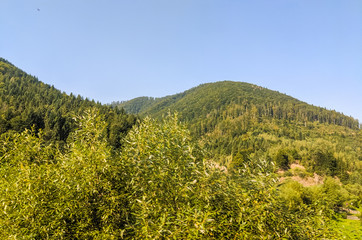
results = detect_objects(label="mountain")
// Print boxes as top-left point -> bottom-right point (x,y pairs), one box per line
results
0,58 -> 137,148
118,81 -> 359,129
117,81 -> 361,181
0,59 -> 360,238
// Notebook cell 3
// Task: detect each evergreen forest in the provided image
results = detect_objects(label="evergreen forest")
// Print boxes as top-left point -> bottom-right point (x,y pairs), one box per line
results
1,58 -> 361,239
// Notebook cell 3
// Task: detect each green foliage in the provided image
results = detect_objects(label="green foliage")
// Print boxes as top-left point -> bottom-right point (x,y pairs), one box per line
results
290,166 -> 312,178
311,148 -> 338,176
0,129 -> 59,238
279,177 -> 359,215
344,184 -> 362,208
0,109 -> 126,238
275,148 -> 291,170
278,179 -> 362,239
320,177 -> 350,210
119,81 -> 359,130
120,114 -> 208,238
55,109 -> 126,238
118,114 -> 336,239
111,97 -> 157,114
330,218 -> 362,240
118,80 -> 361,183
1,60 -> 359,238
0,59 -> 137,149
0,111 -> 342,238
278,181 -> 307,210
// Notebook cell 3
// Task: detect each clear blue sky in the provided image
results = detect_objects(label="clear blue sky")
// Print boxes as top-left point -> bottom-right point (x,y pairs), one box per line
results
1,0 -> 362,122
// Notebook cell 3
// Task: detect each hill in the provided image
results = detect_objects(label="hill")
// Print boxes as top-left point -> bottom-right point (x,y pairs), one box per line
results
0,58 -> 137,148
117,81 -> 361,181
0,60 -> 360,239
118,81 -> 359,129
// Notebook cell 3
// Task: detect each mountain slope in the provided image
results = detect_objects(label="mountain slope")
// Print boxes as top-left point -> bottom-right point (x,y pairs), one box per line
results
0,58 -> 137,148
0,60 -> 360,238
118,81 -> 361,182
119,81 -> 359,129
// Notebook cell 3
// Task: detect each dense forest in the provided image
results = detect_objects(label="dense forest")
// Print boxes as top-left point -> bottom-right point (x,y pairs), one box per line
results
1,58 -> 361,238
116,81 -> 359,129
118,81 -> 362,237
118,81 -> 361,180
0,58 -> 137,149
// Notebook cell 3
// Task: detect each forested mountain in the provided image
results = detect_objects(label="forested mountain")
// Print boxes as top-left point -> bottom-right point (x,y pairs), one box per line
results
0,58 -> 137,148
1,59 -> 361,238
117,82 -> 362,238
118,81 -> 359,129
117,81 -> 361,182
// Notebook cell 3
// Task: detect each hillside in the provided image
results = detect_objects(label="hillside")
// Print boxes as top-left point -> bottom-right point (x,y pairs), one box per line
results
118,81 -> 359,128
0,60 -> 360,239
118,81 -> 361,182
0,58 -> 137,148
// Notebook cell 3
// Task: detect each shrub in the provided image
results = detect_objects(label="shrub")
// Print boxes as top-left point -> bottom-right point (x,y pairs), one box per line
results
0,109 -> 126,238
0,111 -> 341,239
275,148 -> 290,170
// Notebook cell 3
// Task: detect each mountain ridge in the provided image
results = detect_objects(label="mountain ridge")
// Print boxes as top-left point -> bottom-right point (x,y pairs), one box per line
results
116,80 -> 359,129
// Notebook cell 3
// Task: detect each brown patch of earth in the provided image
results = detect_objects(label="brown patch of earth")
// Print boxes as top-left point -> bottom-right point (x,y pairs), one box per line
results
343,208 -> 361,220
347,215 -> 360,220
291,173 -> 324,187
290,163 -> 305,170
279,173 -> 324,187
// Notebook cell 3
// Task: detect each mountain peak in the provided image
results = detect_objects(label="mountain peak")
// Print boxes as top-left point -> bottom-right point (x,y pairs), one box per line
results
118,81 -> 359,130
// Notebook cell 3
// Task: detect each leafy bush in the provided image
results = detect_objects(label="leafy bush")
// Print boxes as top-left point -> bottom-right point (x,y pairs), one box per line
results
0,111 -> 342,239
120,114 -> 207,238
275,148 -> 291,170
0,109 -> 126,238
320,177 -> 350,210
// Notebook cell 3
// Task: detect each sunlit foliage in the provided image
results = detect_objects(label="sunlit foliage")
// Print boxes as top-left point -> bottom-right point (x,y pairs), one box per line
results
0,111 -> 341,239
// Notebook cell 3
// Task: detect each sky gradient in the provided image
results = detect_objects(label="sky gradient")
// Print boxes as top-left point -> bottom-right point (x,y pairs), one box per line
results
1,0 -> 362,122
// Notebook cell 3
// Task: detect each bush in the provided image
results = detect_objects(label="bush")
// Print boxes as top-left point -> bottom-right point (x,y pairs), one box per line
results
0,109 -> 126,238
0,111 -> 341,239
321,177 -> 350,210
120,114 -> 207,238
275,148 -> 290,170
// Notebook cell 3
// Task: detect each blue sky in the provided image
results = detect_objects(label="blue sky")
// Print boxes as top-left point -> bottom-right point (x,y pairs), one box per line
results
1,0 -> 362,122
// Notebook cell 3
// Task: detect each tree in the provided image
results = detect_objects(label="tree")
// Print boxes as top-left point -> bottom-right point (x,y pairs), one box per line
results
120,114 -> 207,239
275,148 -> 290,170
